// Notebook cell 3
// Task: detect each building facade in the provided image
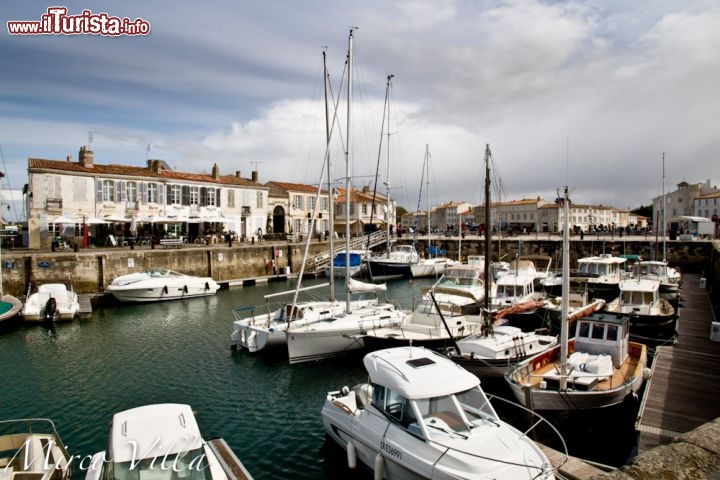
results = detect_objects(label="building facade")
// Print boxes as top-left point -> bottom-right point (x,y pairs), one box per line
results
26,146 -> 270,248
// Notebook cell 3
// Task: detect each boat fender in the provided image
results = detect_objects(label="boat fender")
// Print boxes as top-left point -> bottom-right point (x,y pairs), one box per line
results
347,440 -> 357,469
373,453 -> 384,480
643,367 -> 652,380
183,285 -> 188,294
205,282 -> 210,291
163,285 -> 169,295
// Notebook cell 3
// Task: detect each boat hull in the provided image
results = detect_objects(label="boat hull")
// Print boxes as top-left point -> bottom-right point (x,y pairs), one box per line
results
367,260 -> 412,281
107,276 -> 219,302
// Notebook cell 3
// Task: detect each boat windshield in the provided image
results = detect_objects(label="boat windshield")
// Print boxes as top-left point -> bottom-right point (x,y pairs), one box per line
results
109,447 -> 212,480
412,387 -> 498,437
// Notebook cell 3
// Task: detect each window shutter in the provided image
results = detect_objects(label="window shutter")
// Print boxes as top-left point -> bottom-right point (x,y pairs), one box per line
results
166,184 -> 172,204
200,187 -> 207,206
96,179 -> 103,203
182,185 -> 190,206
140,182 -> 147,204
216,188 -> 221,207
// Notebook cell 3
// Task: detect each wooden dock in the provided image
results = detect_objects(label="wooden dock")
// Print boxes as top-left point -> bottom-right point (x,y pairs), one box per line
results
636,273 -> 720,452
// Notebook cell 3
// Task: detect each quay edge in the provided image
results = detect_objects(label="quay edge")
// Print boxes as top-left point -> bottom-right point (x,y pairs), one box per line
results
0,237 -> 716,299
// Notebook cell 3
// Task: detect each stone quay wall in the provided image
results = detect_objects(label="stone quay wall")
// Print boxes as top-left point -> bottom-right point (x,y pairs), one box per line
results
0,238 -> 715,299
1,242 -> 323,297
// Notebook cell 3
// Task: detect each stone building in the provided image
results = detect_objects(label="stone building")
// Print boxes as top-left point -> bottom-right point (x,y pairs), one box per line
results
25,146 -> 270,248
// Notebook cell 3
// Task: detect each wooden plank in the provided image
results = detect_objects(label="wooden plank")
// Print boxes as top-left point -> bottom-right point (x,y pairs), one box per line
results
636,273 -> 720,452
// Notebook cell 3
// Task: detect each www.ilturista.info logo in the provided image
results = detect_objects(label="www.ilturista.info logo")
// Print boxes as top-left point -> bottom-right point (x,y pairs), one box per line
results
7,7 -> 150,36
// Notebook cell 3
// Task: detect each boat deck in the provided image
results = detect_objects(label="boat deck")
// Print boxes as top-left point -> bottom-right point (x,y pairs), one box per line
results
636,273 -> 720,452
513,343 -> 644,392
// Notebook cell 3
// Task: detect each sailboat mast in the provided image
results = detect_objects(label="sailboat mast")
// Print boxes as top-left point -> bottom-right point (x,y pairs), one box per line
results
559,186 -> 570,389
345,28 -> 354,311
662,152 -> 666,261
483,145 -> 491,319
425,145 -> 431,254
323,49 -> 335,299
384,75 -> 393,258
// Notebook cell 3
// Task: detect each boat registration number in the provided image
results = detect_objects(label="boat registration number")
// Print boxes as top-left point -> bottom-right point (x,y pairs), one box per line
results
381,440 -> 402,460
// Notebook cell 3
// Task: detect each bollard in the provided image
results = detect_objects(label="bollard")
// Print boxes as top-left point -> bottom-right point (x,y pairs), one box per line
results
73,242 -> 79,252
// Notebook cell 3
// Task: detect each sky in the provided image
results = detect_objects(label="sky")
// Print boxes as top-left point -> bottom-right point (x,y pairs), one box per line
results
2,0 -> 719,222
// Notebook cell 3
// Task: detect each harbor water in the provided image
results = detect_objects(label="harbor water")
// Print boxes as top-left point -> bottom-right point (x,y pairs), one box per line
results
0,276 -> 640,479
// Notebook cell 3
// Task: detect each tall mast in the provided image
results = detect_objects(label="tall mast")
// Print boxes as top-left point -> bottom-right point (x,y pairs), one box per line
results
384,75 -> 393,258
425,145 -> 431,253
482,145 -> 491,335
559,186 -> 571,390
662,152 -> 666,261
344,28 -> 354,311
323,48 -> 335,300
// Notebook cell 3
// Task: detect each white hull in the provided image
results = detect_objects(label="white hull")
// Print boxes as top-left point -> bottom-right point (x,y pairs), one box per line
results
106,269 -> 220,303
22,283 -> 80,322
287,304 -> 405,363
410,258 -> 458,278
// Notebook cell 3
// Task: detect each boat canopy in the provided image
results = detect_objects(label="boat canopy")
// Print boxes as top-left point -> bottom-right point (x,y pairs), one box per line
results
347,277 -> 387,293
363,347 -> 478,399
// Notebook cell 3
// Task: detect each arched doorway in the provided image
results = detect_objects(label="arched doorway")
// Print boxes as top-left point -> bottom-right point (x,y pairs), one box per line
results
273,205 -> 286,234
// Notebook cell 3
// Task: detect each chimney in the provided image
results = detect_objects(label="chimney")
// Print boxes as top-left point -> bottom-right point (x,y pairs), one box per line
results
362,185 -> 369,193
150,159 -> 162,173
67,155 -> 73,162
212,163 -> 220,180
78,146 -> 94,167
251,171 -> 258,182
235,171 -> 242,178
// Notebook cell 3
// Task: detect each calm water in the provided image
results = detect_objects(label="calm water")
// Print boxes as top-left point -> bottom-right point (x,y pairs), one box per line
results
0,276 -> 639,479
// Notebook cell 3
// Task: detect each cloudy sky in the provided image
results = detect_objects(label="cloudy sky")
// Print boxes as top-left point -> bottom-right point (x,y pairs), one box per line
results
2,0 -> 719,221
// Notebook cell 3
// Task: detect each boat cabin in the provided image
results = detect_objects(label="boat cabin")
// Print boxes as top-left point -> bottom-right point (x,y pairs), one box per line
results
365,348 -> 498,438
494,274 -> 536,302
577,254 -> 626,280
574,313 -> 630,368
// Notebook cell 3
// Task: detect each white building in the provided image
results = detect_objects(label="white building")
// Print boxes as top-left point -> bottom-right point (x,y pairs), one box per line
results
26,146 -> 270,248
653,179 -> 720,234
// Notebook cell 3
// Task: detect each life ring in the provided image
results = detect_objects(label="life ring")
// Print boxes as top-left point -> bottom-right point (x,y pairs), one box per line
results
163,285 -> 169,294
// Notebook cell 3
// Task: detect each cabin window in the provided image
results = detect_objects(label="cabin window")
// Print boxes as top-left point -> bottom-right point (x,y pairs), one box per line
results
591,324 -> 605,340
578,322 -> 590,339
606,324 -> 618,341
371,383 -> 386,410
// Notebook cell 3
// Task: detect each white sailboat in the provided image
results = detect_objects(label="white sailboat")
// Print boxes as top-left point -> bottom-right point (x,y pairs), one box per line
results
505,187 -> 649,411
410,145 -> 459,278
286,34 -> 407,364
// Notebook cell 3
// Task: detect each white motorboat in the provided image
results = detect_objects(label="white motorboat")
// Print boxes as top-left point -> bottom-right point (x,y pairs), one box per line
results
425,262 -> 494,315
490,273 -> 545,327
448,325 -> 559,378
322,346 -> 557,479
106,269 -> 220,302
22,283 -> 80,322
603,277 -> 678,344
505,187 -> 649,411
84,403 -> 253,480
0,418 -> 72,480
576,254 -> 628,302
634,259 -> 682,303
